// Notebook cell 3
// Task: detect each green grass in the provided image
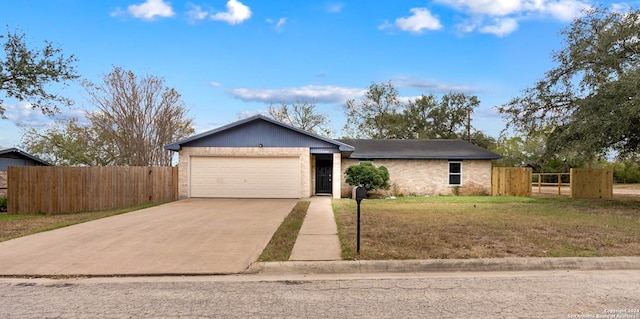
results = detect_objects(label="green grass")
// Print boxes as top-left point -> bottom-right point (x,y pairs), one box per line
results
258,201 -> 310,262
333,196 -> 640,260
0,203 -> 160,242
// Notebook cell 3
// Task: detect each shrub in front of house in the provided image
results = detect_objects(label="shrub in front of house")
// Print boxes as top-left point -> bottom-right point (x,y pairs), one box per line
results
345,162 -> 390,192
0,197 -> 7,212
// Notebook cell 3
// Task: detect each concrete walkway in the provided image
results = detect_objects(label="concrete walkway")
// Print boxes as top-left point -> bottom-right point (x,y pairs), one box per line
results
289,196 -> 341,261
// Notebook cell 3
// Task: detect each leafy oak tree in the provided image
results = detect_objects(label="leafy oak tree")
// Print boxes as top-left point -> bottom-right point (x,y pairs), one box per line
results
401,93 -> 479,139
499,6 -> 640,161
344,81 -> 483,141
0,27 -> 79,117
21,118 -> 117,166
344,81 -> 403,139
267,100 -> 332,136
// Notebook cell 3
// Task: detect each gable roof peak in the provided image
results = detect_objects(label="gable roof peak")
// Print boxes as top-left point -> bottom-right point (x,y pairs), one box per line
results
164,114 -> 354,152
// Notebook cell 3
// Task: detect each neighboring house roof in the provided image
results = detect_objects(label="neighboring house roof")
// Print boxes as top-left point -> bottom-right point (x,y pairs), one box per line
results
336,139 -> 502,160
164,115 -> 355,153
0,148 -> 52,167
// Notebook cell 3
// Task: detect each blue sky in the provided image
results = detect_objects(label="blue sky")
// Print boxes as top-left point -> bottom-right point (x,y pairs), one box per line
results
0,0 -> 632,147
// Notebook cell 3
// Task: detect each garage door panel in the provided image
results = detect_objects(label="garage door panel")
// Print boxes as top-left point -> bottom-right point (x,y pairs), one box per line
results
190,157 -> 300,198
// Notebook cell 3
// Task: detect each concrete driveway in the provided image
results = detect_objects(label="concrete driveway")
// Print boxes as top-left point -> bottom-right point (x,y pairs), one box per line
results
0,199 -> 297,276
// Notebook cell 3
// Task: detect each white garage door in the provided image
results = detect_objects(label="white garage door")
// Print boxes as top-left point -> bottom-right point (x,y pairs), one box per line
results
190,156 -> 300,198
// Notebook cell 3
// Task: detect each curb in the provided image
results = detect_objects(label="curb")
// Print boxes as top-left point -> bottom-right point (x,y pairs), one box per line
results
246,257 -> 640,275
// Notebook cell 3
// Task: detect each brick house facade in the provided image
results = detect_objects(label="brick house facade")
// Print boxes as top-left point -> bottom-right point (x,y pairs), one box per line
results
340,158 -> 492,197
166,115 -> 501,199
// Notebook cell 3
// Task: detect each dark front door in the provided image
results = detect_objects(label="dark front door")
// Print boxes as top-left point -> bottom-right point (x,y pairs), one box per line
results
315,156 -> 333,194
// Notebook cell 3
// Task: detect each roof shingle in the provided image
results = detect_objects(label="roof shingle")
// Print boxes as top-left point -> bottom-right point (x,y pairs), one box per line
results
337,139 -> 501,160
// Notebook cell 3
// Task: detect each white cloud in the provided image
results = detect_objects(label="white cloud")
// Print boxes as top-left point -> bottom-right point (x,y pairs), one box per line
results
325,2 -> 344,14
229,85 -> 366,104
237,109 -> 270,119
211,0 -> 252,25
435,0 -> 523,16
479,18 -> 519,37
267,17 -> 287,31
397,96 -> 425,104
378,20 -> 394,31
396,76 -> 478,94
543,0 -> 591,21
118,0 -> 175,20
210,82 -> 222,87
456,20 -> 479,33
435,0 -> 592,37
186,3 -> 209,22
3,102 -> 85,128
382,8 -> 443,34
611,3 -> 632,14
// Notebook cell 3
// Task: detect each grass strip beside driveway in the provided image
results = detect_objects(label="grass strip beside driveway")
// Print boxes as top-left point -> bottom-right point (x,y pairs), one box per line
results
258,201 -> 310,262
0,203 -> 160,242
333,196 -> 640,260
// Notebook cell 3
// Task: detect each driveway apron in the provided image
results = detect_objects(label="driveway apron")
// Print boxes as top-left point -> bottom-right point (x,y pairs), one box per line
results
0,199 -> 296,276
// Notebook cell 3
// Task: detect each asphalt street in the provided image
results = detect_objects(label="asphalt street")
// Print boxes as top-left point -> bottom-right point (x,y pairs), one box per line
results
1,270 -> 638,318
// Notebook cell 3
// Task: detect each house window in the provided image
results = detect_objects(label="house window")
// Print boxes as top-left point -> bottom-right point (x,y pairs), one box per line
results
449,162 -> 462,185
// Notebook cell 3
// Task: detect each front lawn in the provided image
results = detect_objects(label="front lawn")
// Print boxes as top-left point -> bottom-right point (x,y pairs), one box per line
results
333,196 -> 640,260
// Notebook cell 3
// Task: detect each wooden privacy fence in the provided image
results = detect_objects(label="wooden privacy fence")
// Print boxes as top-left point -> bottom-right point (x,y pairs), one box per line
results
7,166 -> 178,214
492,167 -> 532,197
571,168 -> 613,199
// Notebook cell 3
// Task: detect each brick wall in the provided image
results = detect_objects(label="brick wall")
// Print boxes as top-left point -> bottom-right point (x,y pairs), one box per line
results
0,171 -> 6,197
332,153 -> 342,199
340,159 -> 492,197
177,147 -> 310,199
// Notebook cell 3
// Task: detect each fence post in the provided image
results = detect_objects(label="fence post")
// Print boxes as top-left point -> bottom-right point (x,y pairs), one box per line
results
557,173 -> 561,195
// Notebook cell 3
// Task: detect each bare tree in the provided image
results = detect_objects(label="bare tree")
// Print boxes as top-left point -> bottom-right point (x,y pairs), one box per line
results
267,100 -> 332,136
83,67 -> 193,166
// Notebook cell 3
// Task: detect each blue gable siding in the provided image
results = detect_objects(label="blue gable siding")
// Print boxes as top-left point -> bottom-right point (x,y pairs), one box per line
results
0,148 -> 51,170
183,119 -> 340,153
0,158 -> 43,171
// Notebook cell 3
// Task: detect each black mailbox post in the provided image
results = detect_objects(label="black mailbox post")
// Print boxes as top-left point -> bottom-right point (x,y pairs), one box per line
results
355,186 -> 366,254
355,186 -> 366,202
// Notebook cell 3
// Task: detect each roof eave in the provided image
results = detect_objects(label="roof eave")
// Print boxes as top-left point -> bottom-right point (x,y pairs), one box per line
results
0,148 -> 52,166
349,155 -> 502,160
164,143 -> 181,151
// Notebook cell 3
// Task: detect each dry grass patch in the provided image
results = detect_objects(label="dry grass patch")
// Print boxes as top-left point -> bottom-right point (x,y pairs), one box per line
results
0,203 -> 160,242
333,196 -> 640,260
615,184 -> 640,191
258,201 -> 310,262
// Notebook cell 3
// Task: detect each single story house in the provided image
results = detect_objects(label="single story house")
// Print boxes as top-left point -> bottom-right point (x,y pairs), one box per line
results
0,148 -> 51,171
164,115 -> 501,199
